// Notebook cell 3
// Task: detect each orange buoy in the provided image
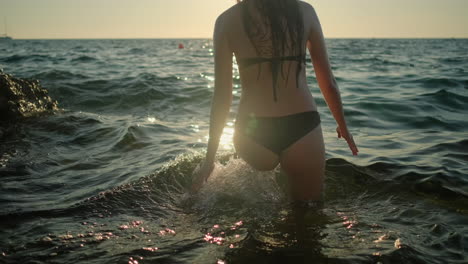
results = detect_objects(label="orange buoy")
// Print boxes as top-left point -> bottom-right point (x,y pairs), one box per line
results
178,43 -> 184,49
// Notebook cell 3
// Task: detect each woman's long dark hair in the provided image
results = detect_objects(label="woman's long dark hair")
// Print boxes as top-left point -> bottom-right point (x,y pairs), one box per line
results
238,0 -> 305,101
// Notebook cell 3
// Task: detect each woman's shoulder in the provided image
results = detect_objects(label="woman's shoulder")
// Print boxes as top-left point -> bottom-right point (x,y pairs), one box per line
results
216,3 -> 241,22
299,1 -> 320,28
214,3 -> 242,32
299,1 -> 315,13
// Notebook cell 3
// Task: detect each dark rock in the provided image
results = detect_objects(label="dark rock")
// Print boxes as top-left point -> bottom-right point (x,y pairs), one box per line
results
0,72 -> 59,121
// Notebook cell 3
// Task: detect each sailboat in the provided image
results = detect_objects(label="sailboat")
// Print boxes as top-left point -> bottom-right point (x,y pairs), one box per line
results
0,18 -> 12,41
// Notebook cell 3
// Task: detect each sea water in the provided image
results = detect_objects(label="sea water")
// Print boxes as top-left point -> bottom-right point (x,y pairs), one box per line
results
0,39 -> 467,263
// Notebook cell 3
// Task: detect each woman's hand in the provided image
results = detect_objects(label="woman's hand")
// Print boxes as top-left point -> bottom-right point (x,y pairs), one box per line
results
336,126 -> 359,156
190,161 -> 215,193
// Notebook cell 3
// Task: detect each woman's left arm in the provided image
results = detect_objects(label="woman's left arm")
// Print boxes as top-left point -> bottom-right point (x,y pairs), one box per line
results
192,15 -> 233,191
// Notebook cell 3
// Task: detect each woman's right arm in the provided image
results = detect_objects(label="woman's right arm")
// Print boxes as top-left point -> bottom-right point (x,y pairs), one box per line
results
306,5 -> 358,155
191,14 -> 234,192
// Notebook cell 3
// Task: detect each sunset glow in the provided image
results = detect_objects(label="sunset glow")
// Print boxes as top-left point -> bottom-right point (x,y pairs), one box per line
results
0,0 -> 467,39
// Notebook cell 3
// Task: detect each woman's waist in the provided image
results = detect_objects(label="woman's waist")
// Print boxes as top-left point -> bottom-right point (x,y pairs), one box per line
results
237,96 -> 317,118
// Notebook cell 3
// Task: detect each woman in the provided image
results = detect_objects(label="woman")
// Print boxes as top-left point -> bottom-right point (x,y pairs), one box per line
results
192,0 -> 358,201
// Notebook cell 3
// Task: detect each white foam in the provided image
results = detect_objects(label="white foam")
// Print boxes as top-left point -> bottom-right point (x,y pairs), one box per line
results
182,157 -> 286,212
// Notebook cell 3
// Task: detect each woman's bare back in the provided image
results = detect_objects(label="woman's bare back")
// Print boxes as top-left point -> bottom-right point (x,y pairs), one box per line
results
217,1 -> 320,117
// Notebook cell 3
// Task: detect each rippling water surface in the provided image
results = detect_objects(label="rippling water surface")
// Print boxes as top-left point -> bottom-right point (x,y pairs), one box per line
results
0,39 -> 467,264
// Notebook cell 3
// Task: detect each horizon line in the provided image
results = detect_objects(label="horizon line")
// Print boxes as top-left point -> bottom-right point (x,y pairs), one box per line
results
5,37 -> 468,40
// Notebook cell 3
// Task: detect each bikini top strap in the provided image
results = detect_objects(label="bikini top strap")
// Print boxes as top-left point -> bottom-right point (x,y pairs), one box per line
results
237,54 -> 306,102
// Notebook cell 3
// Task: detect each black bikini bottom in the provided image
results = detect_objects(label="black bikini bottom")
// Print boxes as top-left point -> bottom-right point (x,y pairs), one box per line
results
235,111 -> 321,155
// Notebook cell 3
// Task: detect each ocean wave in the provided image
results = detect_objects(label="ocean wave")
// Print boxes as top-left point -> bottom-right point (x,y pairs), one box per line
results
412,77 -> 464,89
345,56 -> 415,68
51,73 -> 191,110
128,47 -> 146,54
0,54 -> 53,63
111,125 -> 159,152
70,45 -> 89,52
384,169 -> 466,200
0,155 -> 383,219
420,88 -> 468,108
66,155 -> 467,215
439,57 -> 467,65
33,113 -> 102,135
31,69 -> 90,81
426,138 -> 468,154
70,55 -> 98,63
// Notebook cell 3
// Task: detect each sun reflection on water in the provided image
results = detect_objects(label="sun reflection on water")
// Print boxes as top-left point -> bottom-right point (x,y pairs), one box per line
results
219,125 -> 235,151
197,122 -> 235,150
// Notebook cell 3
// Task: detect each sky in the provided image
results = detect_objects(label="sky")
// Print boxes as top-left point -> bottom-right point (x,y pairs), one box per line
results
1,0 -> 467,39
